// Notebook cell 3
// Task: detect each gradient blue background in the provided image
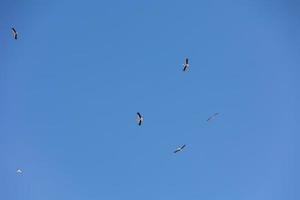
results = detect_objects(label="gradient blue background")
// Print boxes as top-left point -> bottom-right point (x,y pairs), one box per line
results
0,0 -> 299,199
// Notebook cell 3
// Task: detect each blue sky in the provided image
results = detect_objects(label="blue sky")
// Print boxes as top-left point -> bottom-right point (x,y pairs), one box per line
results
0,0 -> 299,199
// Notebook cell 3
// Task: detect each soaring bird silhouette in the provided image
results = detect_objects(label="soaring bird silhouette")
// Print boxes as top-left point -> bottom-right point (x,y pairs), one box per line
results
174,144 -> 186,153
207,112 -> 219,122
11,27 -> 18,40
16,169 -> 22,174
137,112 -> 143,126
183,58 -> 189,71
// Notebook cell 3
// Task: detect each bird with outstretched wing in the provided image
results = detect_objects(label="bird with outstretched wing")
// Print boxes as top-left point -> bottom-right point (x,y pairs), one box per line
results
11,27 -> 18,40
174,144 -> 186,153
207,112 -> 219,122
183,58 -> 189,71
137,112 -> 143,126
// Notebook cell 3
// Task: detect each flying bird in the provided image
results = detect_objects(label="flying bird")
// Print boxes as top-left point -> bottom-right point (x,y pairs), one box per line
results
182,58 -> 189,71
11,27 -> 18,40
174,144 -> 186,153
207,112 -> 219,122
16,169 -> 22,174
137,112 -> 143,126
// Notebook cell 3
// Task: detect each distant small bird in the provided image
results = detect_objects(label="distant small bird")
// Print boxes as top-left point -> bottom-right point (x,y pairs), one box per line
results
16,169 -> 22,174
207,112 -> 219,122
174,144 -> 186,153
183,58 -> 189,71
137,112 -> 143,126
11,27 -> 18,40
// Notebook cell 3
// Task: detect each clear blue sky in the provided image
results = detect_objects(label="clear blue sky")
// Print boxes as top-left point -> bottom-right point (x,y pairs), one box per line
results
0,0 -> 299,199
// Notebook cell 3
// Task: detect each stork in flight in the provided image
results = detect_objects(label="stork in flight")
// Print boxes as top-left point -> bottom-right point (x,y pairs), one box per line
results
137,112 -> 143,126
174,144 -> 186,153
207,112 -> 219,122
11,27 -> 18,40
183,58 -> 189,71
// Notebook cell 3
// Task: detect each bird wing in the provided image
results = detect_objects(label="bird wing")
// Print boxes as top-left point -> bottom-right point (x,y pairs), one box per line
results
11,28 -> 17,39
207,113 -> 219,121
183,65 -> 187,71
181,144 -> 186,149
138,119 -> 142,126
137,112 -> 142,118
185,58 -> 189,64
